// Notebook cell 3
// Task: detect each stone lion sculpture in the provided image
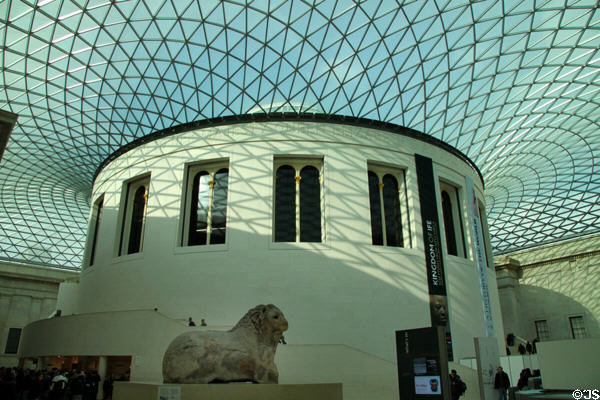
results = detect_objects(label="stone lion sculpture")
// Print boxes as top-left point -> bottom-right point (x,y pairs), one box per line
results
162,304 -> 288,384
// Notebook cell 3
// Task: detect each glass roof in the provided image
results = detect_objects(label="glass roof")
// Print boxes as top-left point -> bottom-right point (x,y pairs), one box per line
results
1,0 -> 599,270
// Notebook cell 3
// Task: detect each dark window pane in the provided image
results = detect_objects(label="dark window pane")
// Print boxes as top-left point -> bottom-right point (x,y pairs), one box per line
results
382,174 -> 403,247
535,320 -> 550,341
189,171 -> 210,245
89,197 -> 103,265
569,316 -> 586,339
275,165 -> 296,242
368,171 -> 383,245
442,190 -> 457,256
300,166 -> 321,242
4,328 -> 21,354
119,191 -> 128,255
128,185 -> 146,254
210,168 -> 228,244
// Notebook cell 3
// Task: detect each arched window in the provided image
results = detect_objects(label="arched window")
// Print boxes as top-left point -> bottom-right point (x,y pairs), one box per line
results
189,171 -> 210,245
128,186 -> 147,254
367,167 -> 408,247
119,175 -> 150,256
368,171 -> 383,245
382,174 -> 403,247
274,165 -> 296,242
274,159 -> 322,243
210,168 -> 229,244
441,190 -> 458,256
185,163 -> 229,246
439,181 -> 465,257
88,195 -> 104,266
300,166 -> 321,242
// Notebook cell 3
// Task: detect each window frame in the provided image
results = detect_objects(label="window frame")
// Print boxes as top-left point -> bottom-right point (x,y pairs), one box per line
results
439,180 -> 466,258
273,157 -> 324,243
4,327 -> 22,354
181,160 -> 230,247
118,174 -> 150,256
534,319 -> 550,341
86,194 -> 104,267
367,163 -> 410,248
569,315 -> 586,339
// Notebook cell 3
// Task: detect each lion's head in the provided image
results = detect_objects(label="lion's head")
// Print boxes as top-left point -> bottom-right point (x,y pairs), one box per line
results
232,304 -> 288,345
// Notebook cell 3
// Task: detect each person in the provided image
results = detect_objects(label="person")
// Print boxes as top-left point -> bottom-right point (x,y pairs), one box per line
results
200,319 -> 207,326
188,317 -> 196,326
494,366 -> 510,400
102,374 -> 113,400
89,370 -> 100,400
49,370 -> 68,400
518,343 -> 526,355
532,338 -> 538,354
525,341 -> 532,354
69,372 -> 84,400
517,368 -> 532,390
450,369 -> 467,400
81,370 -> 99,400
42,370 -> 53,399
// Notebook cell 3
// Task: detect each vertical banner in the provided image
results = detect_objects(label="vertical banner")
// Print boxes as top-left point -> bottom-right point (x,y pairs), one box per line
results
465,176 -> 495,337
415,154 -> 452,360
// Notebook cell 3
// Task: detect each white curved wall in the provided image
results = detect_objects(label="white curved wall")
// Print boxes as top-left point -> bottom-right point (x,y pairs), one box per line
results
75,121 -> 504,363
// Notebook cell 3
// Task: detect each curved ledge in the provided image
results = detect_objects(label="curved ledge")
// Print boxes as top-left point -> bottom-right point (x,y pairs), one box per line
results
94,113 -> 484,188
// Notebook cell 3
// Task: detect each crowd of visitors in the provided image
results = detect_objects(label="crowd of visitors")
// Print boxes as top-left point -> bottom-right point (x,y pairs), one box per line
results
0,367 -> 125,400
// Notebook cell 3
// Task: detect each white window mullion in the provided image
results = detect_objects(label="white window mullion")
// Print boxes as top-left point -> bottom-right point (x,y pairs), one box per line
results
399,171 -> 410,247
206,176 -> 215,244
139,191 -> 149,251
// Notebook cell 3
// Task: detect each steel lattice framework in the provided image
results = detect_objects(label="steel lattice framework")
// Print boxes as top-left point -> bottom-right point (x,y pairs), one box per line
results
1,0 -> 599,270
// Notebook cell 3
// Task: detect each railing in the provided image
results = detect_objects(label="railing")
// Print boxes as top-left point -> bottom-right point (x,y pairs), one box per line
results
45,307 -> 232,330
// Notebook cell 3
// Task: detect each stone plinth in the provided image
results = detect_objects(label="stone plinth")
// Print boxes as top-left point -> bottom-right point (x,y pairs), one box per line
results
113,382 -> 343,400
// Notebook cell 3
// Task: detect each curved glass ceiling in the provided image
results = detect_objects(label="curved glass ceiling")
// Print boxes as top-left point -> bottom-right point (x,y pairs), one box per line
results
1,0 -> 599,269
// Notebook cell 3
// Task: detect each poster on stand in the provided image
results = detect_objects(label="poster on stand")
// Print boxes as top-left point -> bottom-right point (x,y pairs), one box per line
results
396,327 -> 450,400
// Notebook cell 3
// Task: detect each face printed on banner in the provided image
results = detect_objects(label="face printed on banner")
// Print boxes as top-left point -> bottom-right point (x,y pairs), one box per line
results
430,295 -> 448,325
